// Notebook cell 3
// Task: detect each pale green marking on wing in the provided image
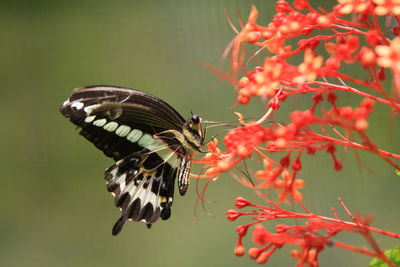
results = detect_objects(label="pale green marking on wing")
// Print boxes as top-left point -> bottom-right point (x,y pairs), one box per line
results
138,133 -> 154,147
93,118 -> 107,127
146,138 -> 163,151
115,125 -> 131,137
147,139 -> 176,162
127,129 -> 143,143
84,115 -> 96,123
103,121 -> 118,132
158,147 -> 177,163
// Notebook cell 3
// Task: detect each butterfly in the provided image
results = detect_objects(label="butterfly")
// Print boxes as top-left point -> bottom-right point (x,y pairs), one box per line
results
60,85 -> 204,235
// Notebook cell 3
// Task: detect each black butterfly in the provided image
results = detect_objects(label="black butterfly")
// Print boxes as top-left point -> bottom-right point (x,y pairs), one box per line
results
60,86 -> 204,235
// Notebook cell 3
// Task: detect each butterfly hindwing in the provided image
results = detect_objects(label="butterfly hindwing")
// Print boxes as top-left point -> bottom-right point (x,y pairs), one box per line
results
104,140 -> 181,235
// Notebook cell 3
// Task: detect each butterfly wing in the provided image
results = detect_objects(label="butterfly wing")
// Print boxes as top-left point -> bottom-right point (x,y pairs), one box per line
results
59,85 -> 186,161
104,138 -> 185,235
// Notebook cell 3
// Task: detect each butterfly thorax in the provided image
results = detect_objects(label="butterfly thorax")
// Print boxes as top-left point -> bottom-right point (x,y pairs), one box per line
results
163,115 -> 204,153
158,114 -> 204,196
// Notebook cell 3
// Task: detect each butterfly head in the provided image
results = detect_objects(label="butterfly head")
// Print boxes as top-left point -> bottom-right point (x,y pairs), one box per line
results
182,114 -> 204,152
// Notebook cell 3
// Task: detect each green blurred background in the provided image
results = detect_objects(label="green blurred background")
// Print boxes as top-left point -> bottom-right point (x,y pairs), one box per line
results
1,0 -> 399,266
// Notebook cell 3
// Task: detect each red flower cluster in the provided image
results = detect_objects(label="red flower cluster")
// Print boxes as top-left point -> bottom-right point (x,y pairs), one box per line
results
256,161 -> 305,202
226,197 -> 400,266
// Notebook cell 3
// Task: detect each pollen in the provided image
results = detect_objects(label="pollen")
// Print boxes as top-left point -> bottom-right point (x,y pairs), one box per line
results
204,167 -> 216,176
317,15 -> 330,27
359,47 -> 376,68
246,31 -> 261,44
237,144 -> 252,157
275,137 -> 287,148
217,160 -> 232,172
254,72 -> 266,84
204,152 -> 213,161
355,119 -> 368,130
275,127 -> 286,137
238,76 -> 249,88
289,21 -> 301,33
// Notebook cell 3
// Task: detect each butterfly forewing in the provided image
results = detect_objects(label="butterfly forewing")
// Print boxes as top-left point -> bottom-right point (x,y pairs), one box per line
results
60,86 -> 204,235
60,86 -> 185,160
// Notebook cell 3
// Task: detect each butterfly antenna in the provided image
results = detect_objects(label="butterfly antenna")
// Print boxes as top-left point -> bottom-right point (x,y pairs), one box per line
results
202,120 -> 241,128
202,120 -> 208,147
203,132 -> 221,147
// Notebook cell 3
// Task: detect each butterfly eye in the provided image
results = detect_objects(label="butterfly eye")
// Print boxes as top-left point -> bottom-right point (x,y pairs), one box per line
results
191,114 -> 200,124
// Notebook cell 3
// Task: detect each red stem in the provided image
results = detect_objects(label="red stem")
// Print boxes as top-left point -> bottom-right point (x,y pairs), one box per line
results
308,131 -> 400,169
333,241 -> 396,267
333,240 -> 379,257
310,81 -> 400,111
259,209 -> 400,239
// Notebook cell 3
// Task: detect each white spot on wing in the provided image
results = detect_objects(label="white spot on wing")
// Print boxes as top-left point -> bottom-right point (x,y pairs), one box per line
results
71,101 -> 84,110
115,125 -> 131,137
107,167 -> 118,181
126,183 -> 137,197
148,192 -> 158,210
63,100 -> 69,106
116,174 -> 127,192
93,118 -> 107,127
137,186 -> 148,208
84,104 -> 100,114
103,121 -> 118,132
84,115 -> 96,123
